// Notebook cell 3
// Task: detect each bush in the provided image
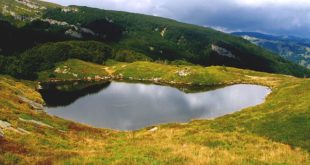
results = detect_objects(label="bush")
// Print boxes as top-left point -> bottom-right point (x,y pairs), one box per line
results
169,59 -> 193,66
10,41 -> 112,79
113,50 -> 151,62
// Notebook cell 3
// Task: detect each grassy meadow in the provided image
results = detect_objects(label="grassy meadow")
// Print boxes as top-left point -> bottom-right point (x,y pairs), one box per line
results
0,59 -> 309,164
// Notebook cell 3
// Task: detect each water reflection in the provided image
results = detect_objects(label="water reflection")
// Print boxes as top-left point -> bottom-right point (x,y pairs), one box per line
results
39,81 -> 110,107
41,82 -> 271,130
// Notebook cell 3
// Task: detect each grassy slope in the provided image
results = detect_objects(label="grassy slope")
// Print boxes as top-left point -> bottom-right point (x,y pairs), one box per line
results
39,59 -> 109,80
1,0 -> 305,77
0,59 -> 309,164
0,0 -> 59,26
42,6 -> 310,77
0,0 -> 309,77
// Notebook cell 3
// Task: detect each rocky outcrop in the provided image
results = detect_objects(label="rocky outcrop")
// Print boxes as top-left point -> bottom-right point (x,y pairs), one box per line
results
0,128 -> 4,137
0,120 -> 30,136
15,0 -> 46,10
177,68 -> 191,77
18,96 -> 44,111
65,29 -> 83,38
148,127 -> 158,132
211,44 -> 236,59
81,28 -> 95,36
0,120 -> 11,130
160,27 -> 167,37
61,7 -> 79,13
19,118 -> 53,128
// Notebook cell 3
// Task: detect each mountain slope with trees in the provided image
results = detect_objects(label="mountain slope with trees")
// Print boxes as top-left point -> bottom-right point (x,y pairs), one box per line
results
0,1 -> 309,79
232,32 -> 310,69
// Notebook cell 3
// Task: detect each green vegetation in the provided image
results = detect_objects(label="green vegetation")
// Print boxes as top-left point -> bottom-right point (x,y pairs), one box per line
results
0,0 -> 309,79
42,6 -> 310,77
0,0 -> 59,26
0,0 -> 310,164
0,41 -> 112,79
113,50 -> 152,62
233,32 -> 310,69
0,60 -> 310,164
38,59 -> 109,80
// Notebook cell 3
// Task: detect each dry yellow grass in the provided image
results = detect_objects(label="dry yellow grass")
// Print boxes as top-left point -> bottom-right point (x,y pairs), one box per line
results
1,60 -> 310,164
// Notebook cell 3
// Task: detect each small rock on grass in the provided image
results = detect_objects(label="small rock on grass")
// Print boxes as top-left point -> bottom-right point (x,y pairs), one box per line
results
149,127 -> 158,132
0,128 -> 4,137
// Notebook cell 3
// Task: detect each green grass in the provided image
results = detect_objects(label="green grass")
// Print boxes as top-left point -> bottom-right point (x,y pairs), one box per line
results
39,59 -> 109,80
1,60 -> 310,164
0,0 -> 59,26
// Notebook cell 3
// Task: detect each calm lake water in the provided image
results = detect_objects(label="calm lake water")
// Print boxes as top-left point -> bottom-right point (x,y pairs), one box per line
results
40,81 -> 271,130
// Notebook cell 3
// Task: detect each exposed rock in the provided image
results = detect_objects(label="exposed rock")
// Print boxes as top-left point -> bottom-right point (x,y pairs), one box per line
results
0,120 -> 30,135
15,0 -> 45,10
37,83 -> 43,90
160,27 -> 167,37
42,19 -> 69,26
211,44 -> 236,59
61,7 -> 79,13
149,127 -> 158,132
105,17 -> 113,23
65,29 -> 82,38
95,75 -> 102,80
19,118 -> 53,128
17,128 -> 31,134
81,28 -> 95,36
6,127 -> 30,135
73,73 -> 78,78
18,96 -> 44,111
177,69 -> 191,77
0,128 -> 4,137
54,67 -> 61,73
177,36 -> 186,45
0,120 -> 11,129
153,78 -> 162,82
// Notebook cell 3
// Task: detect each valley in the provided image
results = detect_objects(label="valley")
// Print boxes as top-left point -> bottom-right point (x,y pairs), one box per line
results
0,0 -> 310,164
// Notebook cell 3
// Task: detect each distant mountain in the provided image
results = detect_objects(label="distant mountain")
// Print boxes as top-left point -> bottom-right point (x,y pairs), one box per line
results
0,0 -> 309,78
232,32 -> 310,69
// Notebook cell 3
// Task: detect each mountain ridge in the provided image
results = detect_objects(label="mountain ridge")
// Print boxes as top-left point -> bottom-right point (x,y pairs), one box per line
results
0,0 -> 309,78
232,32 -> 310,69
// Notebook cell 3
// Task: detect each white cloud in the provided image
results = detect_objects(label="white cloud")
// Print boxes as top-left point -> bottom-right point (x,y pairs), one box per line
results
235,0 -> 310,7
43,0 -> 310,37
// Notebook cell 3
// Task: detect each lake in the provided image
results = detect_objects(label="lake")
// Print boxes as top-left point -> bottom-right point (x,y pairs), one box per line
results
40,81 -> 271,130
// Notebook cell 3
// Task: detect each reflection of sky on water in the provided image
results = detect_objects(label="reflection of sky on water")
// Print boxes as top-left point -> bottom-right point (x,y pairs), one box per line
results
45,82 -> 271,130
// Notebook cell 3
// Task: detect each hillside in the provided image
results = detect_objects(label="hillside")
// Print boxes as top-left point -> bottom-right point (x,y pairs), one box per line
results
0,1 -> 309,78
0,60 -> 310,164
1,1 -> 310,164
232,32 -> 310,69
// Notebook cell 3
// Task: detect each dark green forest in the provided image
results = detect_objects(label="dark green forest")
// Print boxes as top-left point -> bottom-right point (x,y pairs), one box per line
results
0,5 -> 310,80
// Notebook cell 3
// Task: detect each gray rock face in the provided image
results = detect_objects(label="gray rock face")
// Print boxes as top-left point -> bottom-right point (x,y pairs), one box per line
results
18,96 -> 44,111
211,44 -> 236,59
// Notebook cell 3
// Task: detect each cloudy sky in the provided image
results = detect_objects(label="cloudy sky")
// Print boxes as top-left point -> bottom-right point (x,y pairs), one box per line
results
44,0 -> 310,37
